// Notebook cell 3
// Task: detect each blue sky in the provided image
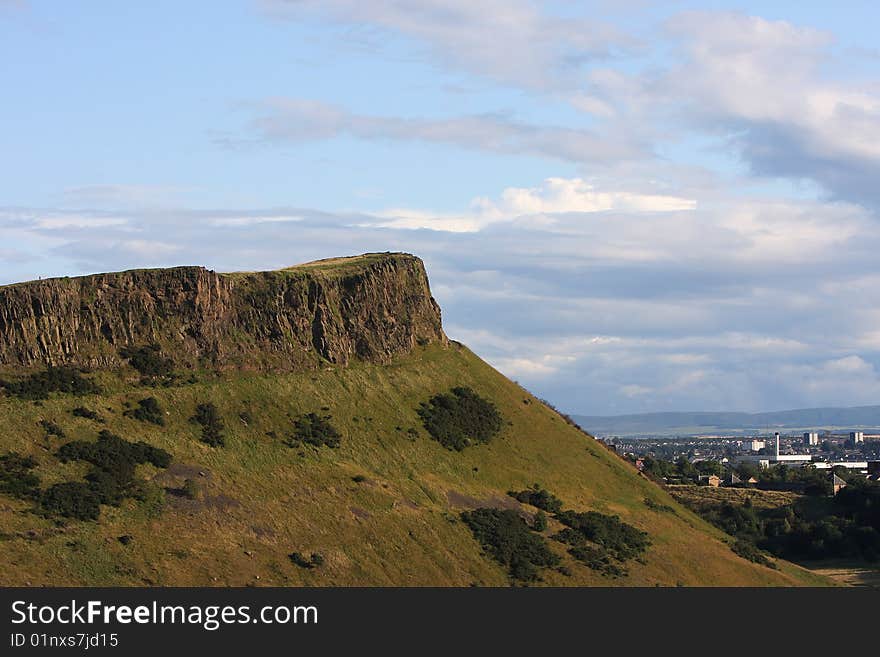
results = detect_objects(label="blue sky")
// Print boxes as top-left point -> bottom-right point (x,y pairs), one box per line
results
2,1 -> 880,415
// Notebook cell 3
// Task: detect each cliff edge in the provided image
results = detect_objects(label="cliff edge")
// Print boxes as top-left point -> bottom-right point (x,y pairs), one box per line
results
0,252 -> 446,370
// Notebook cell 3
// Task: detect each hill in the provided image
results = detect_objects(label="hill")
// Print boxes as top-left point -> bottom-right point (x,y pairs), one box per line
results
0,254 -> 828,586
573,407 -> 880,437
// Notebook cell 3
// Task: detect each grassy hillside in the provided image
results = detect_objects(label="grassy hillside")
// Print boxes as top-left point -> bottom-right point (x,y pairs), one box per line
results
0,342 -> 829,586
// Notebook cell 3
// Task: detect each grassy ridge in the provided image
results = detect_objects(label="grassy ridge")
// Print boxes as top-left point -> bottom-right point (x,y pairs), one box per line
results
0,343 -> 829,586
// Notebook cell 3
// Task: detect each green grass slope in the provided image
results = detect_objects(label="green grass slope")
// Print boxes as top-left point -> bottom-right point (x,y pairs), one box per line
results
0,343 -> 829,586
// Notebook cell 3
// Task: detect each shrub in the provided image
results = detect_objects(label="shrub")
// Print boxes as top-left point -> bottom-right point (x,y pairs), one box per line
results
119,344 -> 174,377
192,403 -> 225,447
352,474 -> 367,483
554,510 -> 650,562
52,430 -> 171,517
0,366 -> 101,400
71,406 -> 103,422
124,397 -> 166,426
731,539 -> 777,569
508,484 -> 564,514
533,510 -> 548,532
40,482 -> 101,521
418,387 -> 502,451
461,508 -> 560,582
289,552 -> 324,569
286,413 -> 341,448
567,545 -> 627,577
39,419 -> 65,438
0,452 -> 41,500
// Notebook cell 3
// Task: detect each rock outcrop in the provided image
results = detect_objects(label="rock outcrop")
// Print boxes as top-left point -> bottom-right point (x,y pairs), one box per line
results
0,253 -> 446,371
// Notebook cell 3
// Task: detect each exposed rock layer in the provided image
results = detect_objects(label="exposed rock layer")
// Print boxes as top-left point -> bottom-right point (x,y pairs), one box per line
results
0,253 -> 446,370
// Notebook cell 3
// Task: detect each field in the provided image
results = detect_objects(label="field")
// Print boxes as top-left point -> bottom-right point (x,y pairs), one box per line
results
0,343 -> 830,586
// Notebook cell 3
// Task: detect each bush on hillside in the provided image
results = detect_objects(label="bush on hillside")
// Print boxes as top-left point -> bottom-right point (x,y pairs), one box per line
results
191,402 -> 225,447
508,484 -> 564,514
286,413 -> 341,448
39,419 -> 65,438
0,366 -> 101,400
71,406 -> 103,422
124,397 -> 166,426
51,429 -> 171,517
554,510 -> 651,562
40,482 -> 101,521
289,551 -> 325,569
119,344 -> 174,378
0,452 -> 41,500
533,510 -> 548,532
461,508 -> 560,582
731,539 -> 777,569
417,387 -> 502,451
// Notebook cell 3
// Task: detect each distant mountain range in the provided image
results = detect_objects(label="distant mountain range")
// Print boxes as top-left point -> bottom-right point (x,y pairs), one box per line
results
572,406 -> 880,437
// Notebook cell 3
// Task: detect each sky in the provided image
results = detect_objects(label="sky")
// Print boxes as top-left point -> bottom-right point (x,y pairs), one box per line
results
2,1 -> 880,415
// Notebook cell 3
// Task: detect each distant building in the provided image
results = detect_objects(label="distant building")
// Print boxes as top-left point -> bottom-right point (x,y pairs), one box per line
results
804,432 -> 819,446
832,473 -> 847,495
744,439 -> 766,452
850,431 -> 865,444
701,474 -> 721,488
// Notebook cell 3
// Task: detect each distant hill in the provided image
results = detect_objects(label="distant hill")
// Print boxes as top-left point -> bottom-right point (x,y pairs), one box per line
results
573,406 -> 880,437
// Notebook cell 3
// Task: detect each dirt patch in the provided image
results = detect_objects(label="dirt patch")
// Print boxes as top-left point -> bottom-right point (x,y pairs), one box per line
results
152,462 -> 209,486
251,524 -> 276,539
350,506 -> 371,521
446,490 -> 531,521
392,499 -> 419,511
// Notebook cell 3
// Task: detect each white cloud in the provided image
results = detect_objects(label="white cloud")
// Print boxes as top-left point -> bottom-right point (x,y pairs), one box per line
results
210,214 -> 303,227
262,0 -> 628,90
372,176 -> 695,232
247,99 -> 645,165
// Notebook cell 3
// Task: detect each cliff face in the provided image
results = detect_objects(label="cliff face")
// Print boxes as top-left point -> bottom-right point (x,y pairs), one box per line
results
0,253 -> 447,371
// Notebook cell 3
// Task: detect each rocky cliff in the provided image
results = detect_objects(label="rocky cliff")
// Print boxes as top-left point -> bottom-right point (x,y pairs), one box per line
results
0,253 -> 447,371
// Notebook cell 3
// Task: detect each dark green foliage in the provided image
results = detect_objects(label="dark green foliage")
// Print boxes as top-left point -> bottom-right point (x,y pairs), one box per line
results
71,406 -> 103,423
508,484 -> 564,513
644,498 -> 676,514
461,508 -> 560,581
124,397 -> 166,426
677,478 -> 880,564
39,419 -> 65,438
533,510 -> 548,532
40,482 -> 101,521
51,430 -> 171,517
0,452 -> 41,500
289,551 -> 324,569
0,366 -> 101,400
567,545 -> 627,577
418,387 -> 502,451
554,510 -> 651,562
120,344 -> 174,377
731,539 -> 777,569
287,413 -> 341,448
192,403 -> 225,447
